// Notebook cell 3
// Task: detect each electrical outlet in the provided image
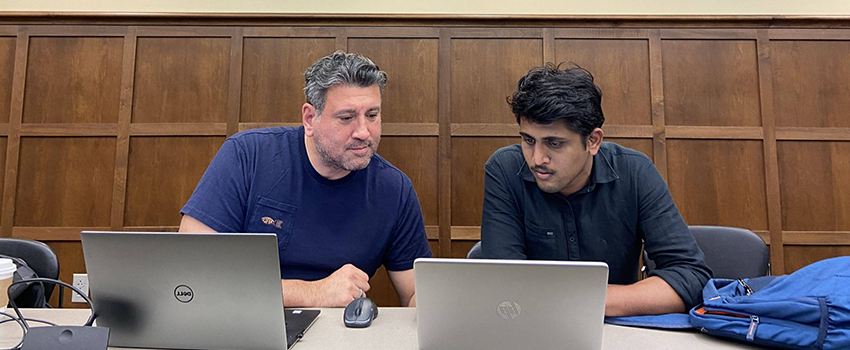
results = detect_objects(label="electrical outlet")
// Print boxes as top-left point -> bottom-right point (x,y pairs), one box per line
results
71,273 -> 89,303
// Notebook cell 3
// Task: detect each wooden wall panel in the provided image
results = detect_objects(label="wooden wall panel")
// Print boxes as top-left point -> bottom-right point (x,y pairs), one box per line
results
124,137 -> 225,226
377,137 -> 438,225
451,39 -> 543,124
451,137 -> 517,226
45,241 -> 87,308
555,39 -> 651,126
0,37 -> 14,124
667,140 -> 768,230
771,41 -> 850,128
784,246 -> 850,274
240,38 -> 335,123
778,141 -> 850,231
348,38 -> 439,123
133,37 -> 230,123
0,137 -> 5,219
662,40 -> 762,127
15,137 -> 116,227
23,37 -> 123,124
606,138 -> 653,161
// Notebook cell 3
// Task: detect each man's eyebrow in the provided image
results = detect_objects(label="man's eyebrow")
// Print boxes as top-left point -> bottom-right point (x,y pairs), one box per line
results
334,109 -> 357,116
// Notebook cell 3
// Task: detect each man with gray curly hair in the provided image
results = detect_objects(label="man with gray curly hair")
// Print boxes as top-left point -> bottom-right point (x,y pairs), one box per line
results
179,51 -> 431,308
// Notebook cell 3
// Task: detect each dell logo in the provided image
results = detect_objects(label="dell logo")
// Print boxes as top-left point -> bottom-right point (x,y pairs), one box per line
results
174,285 -> 194,303
497,301 -> 522,320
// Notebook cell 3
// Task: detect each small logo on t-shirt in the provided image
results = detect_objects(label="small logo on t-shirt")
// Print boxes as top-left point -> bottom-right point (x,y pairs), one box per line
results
261,216 -> 283,229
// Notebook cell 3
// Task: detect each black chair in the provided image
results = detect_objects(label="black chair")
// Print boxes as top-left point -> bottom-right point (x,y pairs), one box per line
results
467,241 -> 484,259
0,238 -> 62,307
644,225 -> 770,279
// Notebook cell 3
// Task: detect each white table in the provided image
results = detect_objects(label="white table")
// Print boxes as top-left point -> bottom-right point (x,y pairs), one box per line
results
1,308 -> 766,349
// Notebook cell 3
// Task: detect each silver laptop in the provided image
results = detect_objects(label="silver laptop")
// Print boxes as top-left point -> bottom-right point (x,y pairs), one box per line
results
81,231 -> 319,350
414,258 -> 608,350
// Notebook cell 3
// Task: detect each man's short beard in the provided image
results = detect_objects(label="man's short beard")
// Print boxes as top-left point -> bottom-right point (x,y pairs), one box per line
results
313,131 -> 378,172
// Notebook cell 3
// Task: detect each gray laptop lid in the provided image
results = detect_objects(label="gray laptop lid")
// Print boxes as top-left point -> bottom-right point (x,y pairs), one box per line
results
81,231 -> 304,350
414,258 -> 609,350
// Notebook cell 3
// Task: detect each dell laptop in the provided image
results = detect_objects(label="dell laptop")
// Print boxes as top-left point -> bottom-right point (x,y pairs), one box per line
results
81,231 -> 319,350
414,258 -> 608,350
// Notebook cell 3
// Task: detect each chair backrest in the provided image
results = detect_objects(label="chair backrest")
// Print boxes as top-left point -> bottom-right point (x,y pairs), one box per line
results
0,238 -> 60,307
644,225 -> 770,279
467,241 -> 484,259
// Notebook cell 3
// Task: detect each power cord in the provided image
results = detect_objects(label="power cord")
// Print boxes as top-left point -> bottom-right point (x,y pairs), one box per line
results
2,278 -> 96,350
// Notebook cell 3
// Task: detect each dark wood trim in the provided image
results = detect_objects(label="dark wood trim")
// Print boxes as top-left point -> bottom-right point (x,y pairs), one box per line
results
783,231 -> 850,245
123,226 -> 179,232
382,123 -> 439,136
648,30 -> 668,179
660,28 -> 759,39
11,227 -> 106,241
437,28 -> 452,257
776,127 -> 850,141
665,126 -> 764,140
553,28 -> 651,39
243,27 -> 339,38
336,28 -> 348,51
1,31 -> 29,238
543,28 -> 554,64
238,122 -> 301,132
110,27 -> 137,231
21,25 -> 125,36
135,26 -> 234,37
0,124 -> 8,135
449,123 -> 654,138
345,27 -> 440,38
19,123 -> 118,136
769,29 -> 850,40
424,225 -> 439,240
129,123 -> 228,136
226,28 -> 243,137
449,28 -> 544,38
757,30 -> 785,274
0,26 -> 18,35
4,13 -> 850,28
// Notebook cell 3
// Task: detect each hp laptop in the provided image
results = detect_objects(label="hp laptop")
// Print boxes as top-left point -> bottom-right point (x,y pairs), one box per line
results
414,258 -> 608,350
81,231 -> 320,350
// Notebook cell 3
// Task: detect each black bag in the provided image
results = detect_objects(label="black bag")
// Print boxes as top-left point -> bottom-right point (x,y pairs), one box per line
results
0,254 -> 49,308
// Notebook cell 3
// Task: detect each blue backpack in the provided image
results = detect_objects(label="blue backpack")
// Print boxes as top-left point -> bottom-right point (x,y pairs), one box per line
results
606,256 -> 850,349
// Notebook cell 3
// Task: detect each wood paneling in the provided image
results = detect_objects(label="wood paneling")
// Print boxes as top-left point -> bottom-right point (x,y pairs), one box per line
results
778,141 -> 850,231
240,38 -> 335,123
555,39 -> 651,126
0,37 -> 14,124
15,137 -> 116,227
451,137 -> 517,226
606,138 -> 653,161
0,137 -> 5,218
771,41 -> 850,128
368,265 -> 399,307
132,37 -> 230,123
450,39 -> 543,124
124,137 -> 224,226
45,241 -> 87,308
784,246 -> 850,274
377,137 -> 438,225
23,37 -> 123,124
348,38 -> 439,124
662,40 -> 762,126
667,140 -> 768,230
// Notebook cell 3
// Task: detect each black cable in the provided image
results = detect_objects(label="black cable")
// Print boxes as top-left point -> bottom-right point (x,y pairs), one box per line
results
0,314 -> 57,327
7,278 -> 96,329
0,311 -> 26,350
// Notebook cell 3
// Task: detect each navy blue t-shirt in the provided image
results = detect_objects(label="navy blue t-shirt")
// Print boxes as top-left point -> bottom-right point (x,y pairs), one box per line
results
181,126 -> 432,280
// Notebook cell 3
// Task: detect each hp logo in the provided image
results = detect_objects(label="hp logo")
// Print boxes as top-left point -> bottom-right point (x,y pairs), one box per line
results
174,285 -> 194,303
497,301 -> 522,319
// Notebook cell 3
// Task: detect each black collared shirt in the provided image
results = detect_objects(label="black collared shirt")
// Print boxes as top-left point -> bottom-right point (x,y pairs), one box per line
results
481,142 -> 712,309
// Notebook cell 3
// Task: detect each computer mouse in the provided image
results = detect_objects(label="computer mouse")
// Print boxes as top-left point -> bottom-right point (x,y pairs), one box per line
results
343,297 -> 379,328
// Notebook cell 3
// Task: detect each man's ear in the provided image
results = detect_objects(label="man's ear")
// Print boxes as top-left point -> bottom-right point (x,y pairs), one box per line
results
587,128 -> 604,155
302,103 -> 318,137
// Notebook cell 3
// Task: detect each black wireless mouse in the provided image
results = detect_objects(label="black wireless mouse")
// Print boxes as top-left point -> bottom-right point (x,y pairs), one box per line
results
343,297 -> 379,328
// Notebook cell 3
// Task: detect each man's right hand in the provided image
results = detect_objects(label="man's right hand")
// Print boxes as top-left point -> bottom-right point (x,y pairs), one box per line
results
312,264 -> 371,306
282,264 -> 371,307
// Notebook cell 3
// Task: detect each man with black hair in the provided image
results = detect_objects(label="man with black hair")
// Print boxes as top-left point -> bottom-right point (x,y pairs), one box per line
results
481,63 -> 711,317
